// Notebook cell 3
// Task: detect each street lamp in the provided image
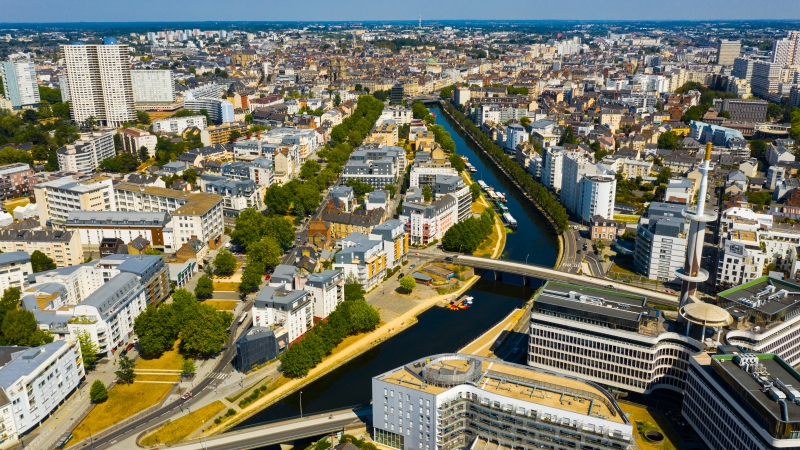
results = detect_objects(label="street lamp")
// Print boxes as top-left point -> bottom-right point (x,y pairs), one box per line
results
83,424 -> 94,450
300,391 -> 303,418
201,420 -> 206,450
525,254 -> 529,265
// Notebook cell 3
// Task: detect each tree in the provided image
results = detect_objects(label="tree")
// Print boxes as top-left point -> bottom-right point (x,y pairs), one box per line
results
344,275 -> 365,301
657,131 -> 680,150
334,93 -> 341,106
138,146 -> 151,162
656,167 -> 672,185
143,248 -> 163,255
595,240 -> 605,254
717,109 -> 732,120
681,105 -> 705,123
136,110 -> 151,125
244,114 -> 254,124
750,139 -> 767,158
470,183 -> 481,201
89,380 -> 108,403
399,276 -> 416,293
383,184 -> 397,198
0,287 -> 20,334
558,126 -> 578,145
345,178 -> 374,198
181,358 -> 197,377
99,153 -> 140,173
448,153 -> 466,173
77,330 -> 99,370
229,130 -> 242,143
246,237 -> 282,270
134,306 -> 178,357
299,159 -> 321,179
2,309 -> 53,346
115,355 -> 136,384
179,305 -> 233,356
422,185 -> 433,202
194,274 -> 214,299
214,249 -> 238,276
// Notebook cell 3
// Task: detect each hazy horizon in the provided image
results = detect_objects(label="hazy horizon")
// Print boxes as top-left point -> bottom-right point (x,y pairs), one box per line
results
1,0 -> 799,24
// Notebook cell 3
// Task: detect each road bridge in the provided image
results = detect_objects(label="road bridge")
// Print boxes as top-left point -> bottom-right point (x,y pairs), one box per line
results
167,407 -> 371,450
453,255 -> 679,305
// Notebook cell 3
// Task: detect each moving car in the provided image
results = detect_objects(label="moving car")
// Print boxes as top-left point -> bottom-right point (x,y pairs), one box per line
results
182,392 -> 193,400
444,257 -> 454,262
54,433 -> 73,449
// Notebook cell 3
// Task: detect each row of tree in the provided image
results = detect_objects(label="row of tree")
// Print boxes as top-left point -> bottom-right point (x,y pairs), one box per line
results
279,278 -> 380,378
442,209 -> 496,253
230,210 -> 298,295
443,102 -> 569,231
134,289 -> 233,358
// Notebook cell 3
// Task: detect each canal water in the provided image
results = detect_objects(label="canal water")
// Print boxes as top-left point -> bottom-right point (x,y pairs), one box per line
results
236,104 -> 560,435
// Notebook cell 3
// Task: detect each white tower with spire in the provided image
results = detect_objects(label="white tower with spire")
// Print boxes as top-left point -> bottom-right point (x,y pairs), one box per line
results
675,142 -> 717,307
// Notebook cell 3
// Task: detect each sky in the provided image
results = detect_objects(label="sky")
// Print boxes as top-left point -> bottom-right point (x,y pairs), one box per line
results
1,0 -> 800,23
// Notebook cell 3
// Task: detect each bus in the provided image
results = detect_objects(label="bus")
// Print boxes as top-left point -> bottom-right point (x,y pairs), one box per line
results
239,312 -> 249,326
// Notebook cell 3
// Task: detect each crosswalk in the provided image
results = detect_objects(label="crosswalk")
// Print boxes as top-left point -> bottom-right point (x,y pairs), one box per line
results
560,262 -> 581,269
209,372 -> 228,380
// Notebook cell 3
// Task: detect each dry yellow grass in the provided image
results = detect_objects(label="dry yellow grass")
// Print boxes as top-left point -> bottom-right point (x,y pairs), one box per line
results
201,300 -> 239,310
619,402 -> 680,450
213,282 -> 240,292
136,342 -> 184,371
72,383 -> 173,442
140,400 -> 226,446
473,215 -> 504,258
135,374 -> 181,382
3,197 -> 29,211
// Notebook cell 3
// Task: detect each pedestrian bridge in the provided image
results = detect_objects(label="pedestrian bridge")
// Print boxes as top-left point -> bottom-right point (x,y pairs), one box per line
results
452,255 -> 680,305
168,406 -> 371,450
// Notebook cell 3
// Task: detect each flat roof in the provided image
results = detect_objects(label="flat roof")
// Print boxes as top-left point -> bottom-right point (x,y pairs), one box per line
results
719,277 -> 800,316
378,354 -> 626,424
535,281 -> 657,322
713,353 -> 800,424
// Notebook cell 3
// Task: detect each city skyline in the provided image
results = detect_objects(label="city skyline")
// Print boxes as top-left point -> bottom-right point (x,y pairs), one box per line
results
2,0 -> 800,24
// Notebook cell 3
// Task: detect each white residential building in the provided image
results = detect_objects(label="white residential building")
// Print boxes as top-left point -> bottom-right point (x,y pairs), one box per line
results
633,202 -> 688,282
65,211 -> 171,252
400,194 -> 459,247
409,165 -> 458,189
373,353 -> 634,450
369,219 -> 409,269
61,40 -> 136,127
56,131 -> 116,173
542,146 -> 564,192
302,270 -> 344,320
119,128 -> 157,158
34,175 -> 116,228
767,142 -> 796,166
252,286 -> 312,343
130,69 -> 175,103
334,233 -> 387,291
505,123 -> 529,151
0,59 -> 39,110
0,230 -> 82,269
0,341 -> 83,443
152,115 -> 208,135
0,252 -> 31,293
578,174 -> 616,223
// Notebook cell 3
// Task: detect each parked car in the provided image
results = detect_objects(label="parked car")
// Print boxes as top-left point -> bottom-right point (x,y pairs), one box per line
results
126,343 -> 135,351
444,257 -> 454,262
410,264 -> 416,269
397,273 -> 404,279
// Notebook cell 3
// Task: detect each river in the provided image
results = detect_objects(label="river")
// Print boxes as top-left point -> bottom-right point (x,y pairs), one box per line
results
234,104 -> 559,438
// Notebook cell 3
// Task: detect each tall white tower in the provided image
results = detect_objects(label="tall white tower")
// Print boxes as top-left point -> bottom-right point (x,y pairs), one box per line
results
675,142 -> 717,307
419,15 -> 422,28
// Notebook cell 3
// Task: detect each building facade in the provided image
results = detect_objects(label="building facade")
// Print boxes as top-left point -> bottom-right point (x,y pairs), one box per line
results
56,131 -> 116,173
0,60 -> 39,110
130,69 -> 175,104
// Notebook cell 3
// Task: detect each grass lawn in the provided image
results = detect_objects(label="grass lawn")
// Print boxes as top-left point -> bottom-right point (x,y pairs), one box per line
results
141,400 -> 226,446
72,383 -> 173,442
619,402 -> 681,450
213,282 -> 240,292
201,300 -> 239,310
609,257 -> 638,277
473,215 -> 504,258
135,374 -> 181,382
613,214 -> 641,223
136,342 -> 184,371
471,200 -> 486,214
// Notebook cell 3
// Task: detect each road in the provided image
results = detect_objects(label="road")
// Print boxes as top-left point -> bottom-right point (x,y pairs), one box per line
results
82,303 -> 254,450
166,408 -> 370,450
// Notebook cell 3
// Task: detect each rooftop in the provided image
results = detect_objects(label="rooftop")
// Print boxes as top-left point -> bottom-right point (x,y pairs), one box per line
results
718,277 -> 800,317
378,354 -> 626,424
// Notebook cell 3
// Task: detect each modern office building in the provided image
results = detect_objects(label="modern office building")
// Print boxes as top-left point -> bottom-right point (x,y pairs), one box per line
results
56,130 -> 116,173
712,98 -> 768,122
683,349 -> 800,450
373,353 -> 633,450
61,39 -> 136,127
152,115 -> 207,135
716,40 -> 742,66
633,202 -> 688,282
528,282 -> 703,394
130,69 -> 175,104
0,59 -> 39,110
0,341 -> 83,442
34,175 -> 116,228
234,327 -> 286,373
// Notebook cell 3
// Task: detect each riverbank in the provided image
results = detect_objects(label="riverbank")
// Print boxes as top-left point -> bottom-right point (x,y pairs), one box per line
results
210,274 -> 485,435
438,101 -> 565,267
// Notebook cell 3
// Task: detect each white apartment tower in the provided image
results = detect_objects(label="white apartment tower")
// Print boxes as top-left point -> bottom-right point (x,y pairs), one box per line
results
0,60 -> 40,110
772,31 -> 800,67
130,69 -> 176,103
61,39 -> 135,127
